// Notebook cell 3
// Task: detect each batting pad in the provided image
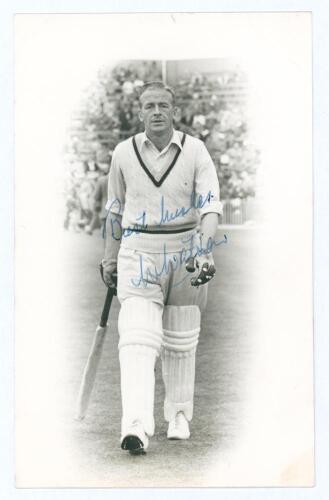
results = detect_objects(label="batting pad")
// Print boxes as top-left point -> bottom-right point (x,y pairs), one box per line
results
120,344 -> 157,437
118,298 -> 163,437
118,297 -> 163,353
161,305 -> 201,422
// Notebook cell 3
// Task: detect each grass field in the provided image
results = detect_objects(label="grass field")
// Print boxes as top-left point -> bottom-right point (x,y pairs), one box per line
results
52,227 -> 259,487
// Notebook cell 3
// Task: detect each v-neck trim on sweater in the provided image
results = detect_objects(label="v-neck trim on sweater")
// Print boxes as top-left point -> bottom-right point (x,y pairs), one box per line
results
132,132 -> 186,188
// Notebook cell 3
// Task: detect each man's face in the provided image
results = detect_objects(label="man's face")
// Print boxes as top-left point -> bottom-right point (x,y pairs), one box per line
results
139,89 -> 177,135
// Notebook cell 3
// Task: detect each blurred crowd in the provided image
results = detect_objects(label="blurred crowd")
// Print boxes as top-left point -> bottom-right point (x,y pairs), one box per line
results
174,73 -> 258,200
63,160 -> 110,233
64,61 -> 259,232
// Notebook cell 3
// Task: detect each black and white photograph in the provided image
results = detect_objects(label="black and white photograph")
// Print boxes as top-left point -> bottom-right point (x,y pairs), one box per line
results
14,13 -> 313,487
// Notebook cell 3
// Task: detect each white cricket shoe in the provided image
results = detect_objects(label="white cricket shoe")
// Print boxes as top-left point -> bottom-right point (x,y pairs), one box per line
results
121,420 -> 149,455
167,412 -> 190,440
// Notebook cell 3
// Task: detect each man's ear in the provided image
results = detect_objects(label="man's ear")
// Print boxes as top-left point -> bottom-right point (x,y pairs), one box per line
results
173,106 -> 181,122
139,110 -> 144,123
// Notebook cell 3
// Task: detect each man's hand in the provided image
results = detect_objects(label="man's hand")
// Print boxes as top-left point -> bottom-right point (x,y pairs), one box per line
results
185,212 -> 219,286
186,254 -> 216,286
101,259 -> 117,289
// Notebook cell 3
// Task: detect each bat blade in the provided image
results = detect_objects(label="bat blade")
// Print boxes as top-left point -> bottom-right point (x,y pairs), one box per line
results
75,324 -> 108,420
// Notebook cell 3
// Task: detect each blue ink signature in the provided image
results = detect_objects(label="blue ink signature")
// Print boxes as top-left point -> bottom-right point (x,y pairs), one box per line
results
130,234 -> 228,288
154,190 -> 213,227
105,199 -> 148,240
104,190 -> 214,240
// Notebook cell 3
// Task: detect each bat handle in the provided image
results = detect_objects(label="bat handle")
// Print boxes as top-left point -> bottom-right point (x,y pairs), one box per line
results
100,286 -> 115,327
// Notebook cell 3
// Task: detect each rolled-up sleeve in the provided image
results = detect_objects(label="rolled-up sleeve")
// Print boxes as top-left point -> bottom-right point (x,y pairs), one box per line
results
105,148 -> 126,216
194,141 -> 223,217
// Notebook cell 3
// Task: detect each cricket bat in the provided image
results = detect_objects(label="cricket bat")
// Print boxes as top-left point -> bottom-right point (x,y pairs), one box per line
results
75,284 -> 116,420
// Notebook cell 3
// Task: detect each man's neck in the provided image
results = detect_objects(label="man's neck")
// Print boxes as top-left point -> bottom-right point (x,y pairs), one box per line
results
146,129 -> 173,152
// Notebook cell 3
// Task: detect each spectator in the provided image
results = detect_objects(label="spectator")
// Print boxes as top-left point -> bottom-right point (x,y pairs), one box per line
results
85,158 -> 112,235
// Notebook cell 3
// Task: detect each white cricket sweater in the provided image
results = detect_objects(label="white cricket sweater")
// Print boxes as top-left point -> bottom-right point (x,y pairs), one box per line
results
106,130 -> 222,237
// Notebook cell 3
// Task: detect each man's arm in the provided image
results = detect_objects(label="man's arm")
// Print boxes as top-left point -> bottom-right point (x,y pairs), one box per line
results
102,212 -> 122,288
102,147 -> 125,288
199,212 -> 219,252
190,212 -> 219,286
190,141 -> 222,286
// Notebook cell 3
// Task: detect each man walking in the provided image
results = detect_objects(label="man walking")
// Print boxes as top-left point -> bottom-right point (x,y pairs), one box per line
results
102,81 -> 222,454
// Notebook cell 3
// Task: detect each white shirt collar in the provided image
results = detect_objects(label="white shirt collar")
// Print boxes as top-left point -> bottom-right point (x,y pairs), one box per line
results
140,129 -> 183,154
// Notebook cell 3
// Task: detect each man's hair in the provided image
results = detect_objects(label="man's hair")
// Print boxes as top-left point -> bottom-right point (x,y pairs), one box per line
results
138,81 -> 176,105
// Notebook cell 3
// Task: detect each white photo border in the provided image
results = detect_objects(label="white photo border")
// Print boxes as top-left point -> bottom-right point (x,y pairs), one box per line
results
1,0 -> 328,499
